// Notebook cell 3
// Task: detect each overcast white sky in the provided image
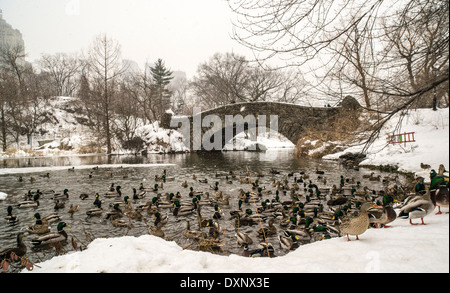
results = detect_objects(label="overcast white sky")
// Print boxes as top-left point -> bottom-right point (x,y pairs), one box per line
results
1,0 -> 252,78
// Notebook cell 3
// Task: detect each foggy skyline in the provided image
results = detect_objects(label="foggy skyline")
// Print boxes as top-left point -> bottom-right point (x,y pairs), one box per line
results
0,0 -> 252,78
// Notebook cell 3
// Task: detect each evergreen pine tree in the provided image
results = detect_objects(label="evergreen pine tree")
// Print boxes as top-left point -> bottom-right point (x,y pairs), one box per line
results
150,59 -> 173,120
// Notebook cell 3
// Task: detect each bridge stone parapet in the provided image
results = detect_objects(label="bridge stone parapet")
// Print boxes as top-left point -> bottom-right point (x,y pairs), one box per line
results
162,96 -> 361,151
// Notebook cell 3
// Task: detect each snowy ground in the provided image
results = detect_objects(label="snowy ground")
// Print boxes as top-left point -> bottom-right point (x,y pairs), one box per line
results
14,107 -> 449,274
324,107 -> 450,182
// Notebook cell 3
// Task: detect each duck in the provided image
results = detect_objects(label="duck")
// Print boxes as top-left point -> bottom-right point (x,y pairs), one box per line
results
278,230 -> 300,251
315,167 -> 325,175
206,219 -> 221,239
17,193 -> 40,208
420,162 -> 431,169
68,204 -> 80,216
26,213 -> 51,235
25,223 -> 49,236
0,232 -> 27,261
132,188 -> 146,200
79,193 -> 89,200
398,190 -> 436,225
143,202 -> 160,216
153,196 -> 173,209
211,195 -> 231,206
198,178 -> 208,184
327,196 -> 348,207
33,213 -> 60,225
162,175 -> 175,182
352,186 -> 371,200
433,185 -> 449,215
339,202 -> 382,241
230,211 -> 257,227
369,194 -> 398,228
212,204 -> 223,219
285,228 -> 312,241
181,181 -> 189,188
225,176 -> 233,184
184,220 -> 206,238
54,199 -> 65,210
139,183 -> 154,192
257,218 -> 277,238
369,174 -> 381,181
105,185 -> 122,198
5,206 -> 18,224
249,242 -> 275,258
31,222 -> 70,246
362,172 -> 374,179
86,201 -> 103,217
148,222 -> 165,238
125,209 -> 143,220
108,183 -> 116,192
39,172 -> 50,178
172,200 -> 196,216
235,230 -> 254,246
210,181 -> 219,191
111,218 -> 129,228
153,212 -> 168,226
105,203 -> 123,220
52,189 -> 69,200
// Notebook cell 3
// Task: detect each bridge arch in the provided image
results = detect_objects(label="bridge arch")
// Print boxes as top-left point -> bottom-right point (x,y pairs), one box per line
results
162,97 -> 361,151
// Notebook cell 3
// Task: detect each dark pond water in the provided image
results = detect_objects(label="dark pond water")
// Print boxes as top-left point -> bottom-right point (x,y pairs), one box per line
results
0,150 -> 402,271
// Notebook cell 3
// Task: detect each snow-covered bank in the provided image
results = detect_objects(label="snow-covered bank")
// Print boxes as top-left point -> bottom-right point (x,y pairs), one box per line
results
324,107 -> 449,181
223,131 -> 295,151
23,209 -> 448,273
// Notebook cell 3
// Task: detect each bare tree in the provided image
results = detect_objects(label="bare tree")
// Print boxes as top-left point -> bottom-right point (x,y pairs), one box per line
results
190,52 -> 301,108
38,52 -> 82,97
86,34 -> 125,154
190,52 -> 250,108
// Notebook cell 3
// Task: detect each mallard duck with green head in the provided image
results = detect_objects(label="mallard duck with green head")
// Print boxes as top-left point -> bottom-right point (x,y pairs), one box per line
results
31,222 -> 70,246
105,185 -> 122,198
206,219 -> 221,239
5,206 -> 18,224
132,188 -> 146,199
86,201 -> 103,217
154,212 -> 168,226
173,200 -> 195,216
26,213 -> 51,235
105,203 -> 123,220
278,230 -> 300,251
17,193 -> 40,208
212,204 -> 223,219
52,189 -> 69,200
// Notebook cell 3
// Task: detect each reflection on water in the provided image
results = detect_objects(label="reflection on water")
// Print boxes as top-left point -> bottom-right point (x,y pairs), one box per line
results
0,150 -> 395,271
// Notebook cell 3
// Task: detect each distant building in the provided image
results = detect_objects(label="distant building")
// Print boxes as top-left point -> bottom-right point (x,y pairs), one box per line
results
0,9 -> 26,63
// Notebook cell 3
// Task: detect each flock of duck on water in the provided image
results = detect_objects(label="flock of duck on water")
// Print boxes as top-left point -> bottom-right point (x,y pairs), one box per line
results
1,162 -> 449,265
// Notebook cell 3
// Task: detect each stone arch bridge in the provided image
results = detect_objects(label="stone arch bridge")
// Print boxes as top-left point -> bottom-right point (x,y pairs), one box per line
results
161,96 -> 361,151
